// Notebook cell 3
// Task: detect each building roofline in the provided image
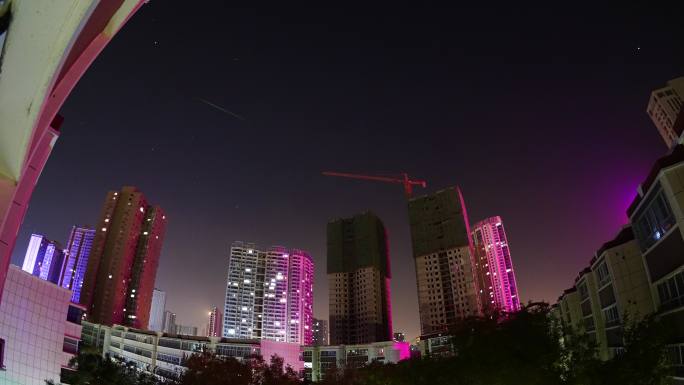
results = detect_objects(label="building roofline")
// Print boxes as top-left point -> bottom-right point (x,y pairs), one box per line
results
408,185 -> 461,202
594,225 -> 634,261
627,144 -> 684,217
574,267 -> 592,283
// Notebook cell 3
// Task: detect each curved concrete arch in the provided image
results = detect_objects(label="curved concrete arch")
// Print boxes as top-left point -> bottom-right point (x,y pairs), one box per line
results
0,0 -> 147,301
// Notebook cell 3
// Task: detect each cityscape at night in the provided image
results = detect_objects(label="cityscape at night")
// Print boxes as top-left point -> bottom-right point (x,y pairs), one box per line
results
0,1 -> 683,384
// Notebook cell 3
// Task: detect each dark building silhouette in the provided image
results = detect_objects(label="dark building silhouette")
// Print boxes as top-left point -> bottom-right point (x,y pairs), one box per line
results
408,187 -> 480,335
327,211 -> 392,344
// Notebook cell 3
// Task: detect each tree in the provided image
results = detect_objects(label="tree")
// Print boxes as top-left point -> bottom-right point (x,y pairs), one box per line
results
46,351 -> 159,385
594,314 -> 673,385
251,355 -> 300,385
176,352 -> 253,385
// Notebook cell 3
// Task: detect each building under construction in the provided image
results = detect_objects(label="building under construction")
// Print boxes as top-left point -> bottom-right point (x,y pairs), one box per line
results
327,211 -> 393,345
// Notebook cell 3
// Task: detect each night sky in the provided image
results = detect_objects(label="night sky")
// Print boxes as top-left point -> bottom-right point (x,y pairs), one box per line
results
10,3 -> 684,341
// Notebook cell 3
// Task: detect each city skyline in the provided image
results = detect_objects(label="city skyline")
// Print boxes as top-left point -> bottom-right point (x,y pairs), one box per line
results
7,3 -> 684,342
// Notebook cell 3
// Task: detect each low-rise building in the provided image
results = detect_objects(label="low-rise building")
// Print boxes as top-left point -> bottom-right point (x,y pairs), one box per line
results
627,145 -> 684,382
555,226 -> 656,360
81,322 -> 302,381
552,145 -> 684,383
302,341 -> 410,382
556,287 -> 582,334
588,226 -> 654,359
417,332 -> 455,358
0,265 -> 83,385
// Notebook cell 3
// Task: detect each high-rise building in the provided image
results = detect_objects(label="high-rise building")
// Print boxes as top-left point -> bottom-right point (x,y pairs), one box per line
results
59,226 -> 95,303
163,311 -> 177,334
647,76 -> 684,147
21,234 -> 65,285
408,187 -> 480,336
312,318 -> 328,346
327,212 -> 392,345
207,306 -> 222,337
21,234 -> 48,274
287,249 -> 314,344
80,186 -> 167,329
148,288 -> 166,332
471,216 -> 521,313
223,242 -> 314,344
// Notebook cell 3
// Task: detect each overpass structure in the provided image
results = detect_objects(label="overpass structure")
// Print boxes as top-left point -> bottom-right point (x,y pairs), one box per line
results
0,0 -> 147,302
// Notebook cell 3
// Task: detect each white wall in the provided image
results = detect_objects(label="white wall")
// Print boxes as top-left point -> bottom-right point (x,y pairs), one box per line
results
0,265 -> 71,385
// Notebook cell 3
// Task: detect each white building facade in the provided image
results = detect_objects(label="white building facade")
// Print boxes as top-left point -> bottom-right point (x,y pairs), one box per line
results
648,76 -> 684,147
223,242 -> 314,344
148,288 -> 166,332
0,265 -> 80,385
81,322 -> 302,381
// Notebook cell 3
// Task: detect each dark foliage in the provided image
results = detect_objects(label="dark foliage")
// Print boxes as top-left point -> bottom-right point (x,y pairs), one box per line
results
50,305 -> 672,385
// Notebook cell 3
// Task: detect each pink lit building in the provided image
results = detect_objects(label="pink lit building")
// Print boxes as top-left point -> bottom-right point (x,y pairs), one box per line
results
223,242 -> 314,344
471,216 -> 521,313
287,249 -> 314,345
207,305 -> 222,337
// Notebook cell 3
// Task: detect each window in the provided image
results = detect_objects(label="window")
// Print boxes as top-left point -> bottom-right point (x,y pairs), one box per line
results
657,271 -> 684,311
0,338 -> 4,369
603,305 -> 620,327
667,344 -> 683,368
633,187 -> 676,252
578,283 -> 589,301
63,337 -> 79,355
595,262 -> 611,287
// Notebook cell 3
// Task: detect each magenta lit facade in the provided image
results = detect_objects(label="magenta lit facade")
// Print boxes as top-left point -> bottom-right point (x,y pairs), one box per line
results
287,249 -> 314,345
223,242 -> 314,344
471,216 -> 521,313
207,306 -> 222,337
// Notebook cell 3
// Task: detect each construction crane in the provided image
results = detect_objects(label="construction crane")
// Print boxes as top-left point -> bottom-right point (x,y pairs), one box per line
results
322,171 -> 427,198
